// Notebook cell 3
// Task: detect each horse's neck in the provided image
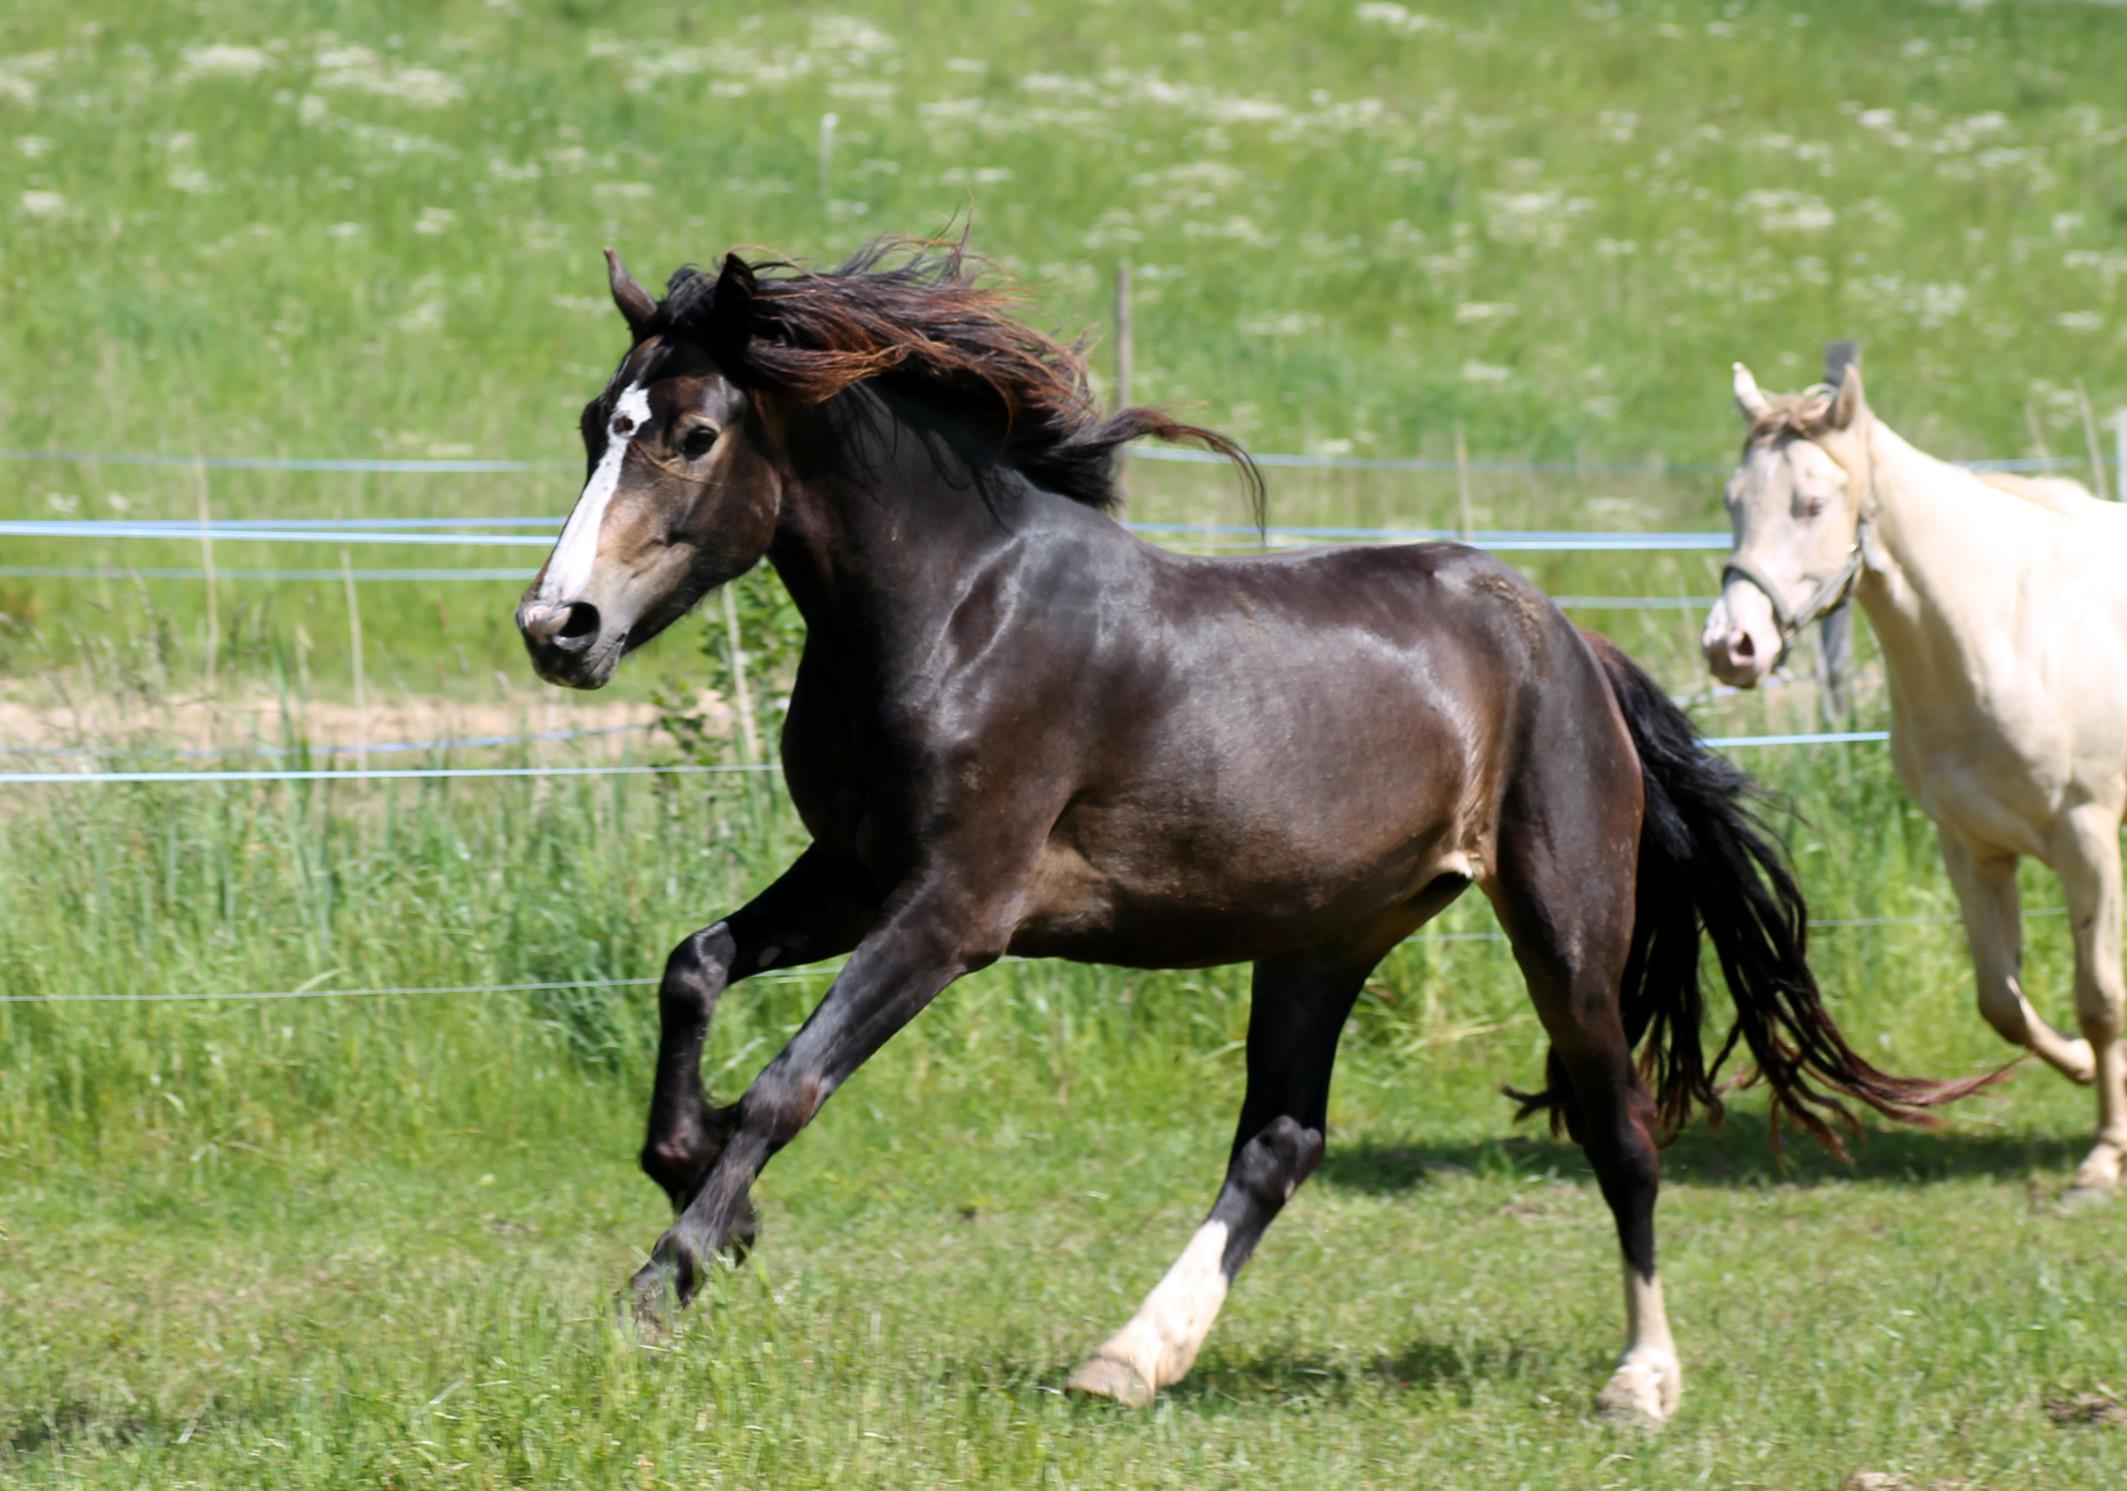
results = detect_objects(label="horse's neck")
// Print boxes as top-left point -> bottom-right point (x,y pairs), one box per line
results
1854,423 -> 2026,720
764,395 -> 1075,651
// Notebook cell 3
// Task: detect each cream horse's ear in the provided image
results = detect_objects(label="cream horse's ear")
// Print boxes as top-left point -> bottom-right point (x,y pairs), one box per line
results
1826,362 -> 1868,431
1732,362 -> 1772,421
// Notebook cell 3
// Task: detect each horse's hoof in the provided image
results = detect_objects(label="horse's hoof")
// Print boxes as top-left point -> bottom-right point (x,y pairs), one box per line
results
2066,1145 -> 2123,1202
1066,1354 -> 1157,1408
2055,1039 -> 2097,1086
623,1265 -> 682,1337
1596,1355 -> 1679,1428
2060,1181 -> 2117,1211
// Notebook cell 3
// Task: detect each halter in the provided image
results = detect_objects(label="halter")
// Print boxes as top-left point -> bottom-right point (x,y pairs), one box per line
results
1720,431 -> 1879,656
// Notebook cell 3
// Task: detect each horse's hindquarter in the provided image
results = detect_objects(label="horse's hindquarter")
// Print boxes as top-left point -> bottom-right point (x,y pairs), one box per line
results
1010,543 -> 1554,967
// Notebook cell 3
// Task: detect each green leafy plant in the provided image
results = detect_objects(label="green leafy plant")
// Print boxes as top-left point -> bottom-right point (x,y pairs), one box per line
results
653,566 -> 807,766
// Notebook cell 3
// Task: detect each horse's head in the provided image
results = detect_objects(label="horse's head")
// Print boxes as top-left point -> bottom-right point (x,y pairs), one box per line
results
1701,361 -> 1874,688
517,251 -> 781,689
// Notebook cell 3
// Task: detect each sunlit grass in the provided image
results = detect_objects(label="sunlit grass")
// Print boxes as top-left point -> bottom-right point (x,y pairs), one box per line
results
5,1 -> 2127,1485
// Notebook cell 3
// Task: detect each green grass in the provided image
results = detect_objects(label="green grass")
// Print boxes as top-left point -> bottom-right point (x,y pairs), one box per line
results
5,743 -> 2123,1486
3,0 -> 2125,681
5,0 -> 2127,1485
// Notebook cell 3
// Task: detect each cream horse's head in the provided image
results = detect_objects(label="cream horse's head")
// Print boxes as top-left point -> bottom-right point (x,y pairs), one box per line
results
1701,363 -> 1876,688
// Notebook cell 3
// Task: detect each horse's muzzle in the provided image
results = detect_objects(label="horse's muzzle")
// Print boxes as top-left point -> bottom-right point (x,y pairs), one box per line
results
518,598 -> 617,688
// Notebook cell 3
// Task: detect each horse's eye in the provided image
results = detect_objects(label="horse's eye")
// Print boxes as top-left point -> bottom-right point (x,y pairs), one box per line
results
681,427 -> 719,460
1800,495 -> 1828,519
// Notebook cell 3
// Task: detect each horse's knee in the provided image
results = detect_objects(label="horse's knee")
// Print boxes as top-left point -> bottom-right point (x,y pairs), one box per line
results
663,922 -> 738,1013
1975,981 -> 2030,1044
1231,1115 -> 1325,1209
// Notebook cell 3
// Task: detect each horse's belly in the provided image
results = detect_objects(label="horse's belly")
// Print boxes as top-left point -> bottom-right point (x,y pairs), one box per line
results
1006,789 -> 1473,968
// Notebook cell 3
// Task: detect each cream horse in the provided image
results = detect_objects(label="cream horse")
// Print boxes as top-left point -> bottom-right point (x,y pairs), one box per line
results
1702,363 -> 2127,1198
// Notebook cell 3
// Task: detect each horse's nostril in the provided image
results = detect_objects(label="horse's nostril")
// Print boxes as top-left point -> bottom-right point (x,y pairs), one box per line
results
1732,632 -> 1755,660
556,601 -> 601,643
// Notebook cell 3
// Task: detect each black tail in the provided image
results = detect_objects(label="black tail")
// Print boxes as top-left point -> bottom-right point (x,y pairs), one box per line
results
1541,632 -> 2001,1155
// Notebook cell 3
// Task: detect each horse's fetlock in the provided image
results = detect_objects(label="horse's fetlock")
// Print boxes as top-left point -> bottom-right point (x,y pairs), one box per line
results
1235,1116 -> 1324,1206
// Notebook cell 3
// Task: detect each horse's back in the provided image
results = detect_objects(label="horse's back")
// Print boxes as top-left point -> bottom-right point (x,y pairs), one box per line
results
1006,538 -> 1630,966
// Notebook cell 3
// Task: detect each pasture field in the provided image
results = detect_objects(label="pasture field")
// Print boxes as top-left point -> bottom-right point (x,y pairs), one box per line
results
4,0 -> 2127,1487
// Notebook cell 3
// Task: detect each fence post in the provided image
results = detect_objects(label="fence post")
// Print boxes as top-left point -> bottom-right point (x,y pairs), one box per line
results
2075,379 -> 2109,502
1815,341 -> 1860,726
2115,408 -> 2125,500
1113,261 -> 1133,491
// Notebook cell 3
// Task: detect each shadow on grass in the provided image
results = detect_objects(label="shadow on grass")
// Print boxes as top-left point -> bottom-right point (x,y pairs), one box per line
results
2,1396 -> 157,1457
1318,1112 -> 2089,1194
1145,1333 -> 1564,1411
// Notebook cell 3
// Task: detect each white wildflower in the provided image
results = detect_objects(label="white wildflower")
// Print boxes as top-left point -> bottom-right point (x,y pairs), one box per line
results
1236,312 -> 1315,337
810,15 -> 895,58
2056,311 -> 2102,334
17,135 -> 52,158
0,49 -> 59,105
19,189 -> 66,217
1482,189 -> 1595,247
1355,3 -> 1442,35
1740,189 -> 1835,233
1456,302 -> 1517,324
178,44 -> 272,81
1460,360 -> 1513,384
412,206 -> 455,235
168,165 -> 213,194
315,44 -> 464,108
1911,282 -> 1969,327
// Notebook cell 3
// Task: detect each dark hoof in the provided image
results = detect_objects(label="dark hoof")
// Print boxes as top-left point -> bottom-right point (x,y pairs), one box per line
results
1065,1354 -> 1156,1408
623,1264 -> 681,1338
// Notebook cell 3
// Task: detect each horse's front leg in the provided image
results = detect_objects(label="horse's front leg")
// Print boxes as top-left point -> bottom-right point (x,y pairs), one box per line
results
2057,806 -> 2127,1199
643,846 -> 878,1211
629,883 -> 1005,1317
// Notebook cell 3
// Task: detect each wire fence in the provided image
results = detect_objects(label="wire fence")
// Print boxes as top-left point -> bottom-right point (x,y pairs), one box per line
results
1,439 -> 2060,1009
3,444 -> 2114,478
0,725 -> 1890,787
1,905 -> 2066,1006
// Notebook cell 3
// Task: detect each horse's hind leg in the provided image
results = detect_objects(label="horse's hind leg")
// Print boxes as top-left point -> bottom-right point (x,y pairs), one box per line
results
1067,946 -> 1371,1406
1486,794 -> 1679,1426
1940,830 -> 2095,1084
2056,805 -> 2127,1198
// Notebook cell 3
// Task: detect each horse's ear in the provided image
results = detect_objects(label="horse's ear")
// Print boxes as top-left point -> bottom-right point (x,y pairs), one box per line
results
605,247 -> 656,337
1826,362 -> 1868,431
708,252 -> 757,352
1732,362 -> 1772,422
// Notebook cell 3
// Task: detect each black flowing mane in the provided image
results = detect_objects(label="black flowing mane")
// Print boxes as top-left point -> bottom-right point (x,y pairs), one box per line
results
647,237 -> 1261,518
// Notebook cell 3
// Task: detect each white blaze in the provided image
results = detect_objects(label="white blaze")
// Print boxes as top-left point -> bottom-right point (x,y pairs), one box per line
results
538,383 -> 652,607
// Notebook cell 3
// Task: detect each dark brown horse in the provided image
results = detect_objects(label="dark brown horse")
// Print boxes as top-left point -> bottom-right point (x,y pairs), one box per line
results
517,239 -> 1988,1425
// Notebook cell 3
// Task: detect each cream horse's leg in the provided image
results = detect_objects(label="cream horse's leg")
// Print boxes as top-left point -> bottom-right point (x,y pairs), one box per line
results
2056,806 -> 2127,1197
1940,830 -> 2096,1083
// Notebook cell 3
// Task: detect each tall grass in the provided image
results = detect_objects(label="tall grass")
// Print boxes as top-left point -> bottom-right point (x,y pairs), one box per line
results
5,3 -> 2125,1484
